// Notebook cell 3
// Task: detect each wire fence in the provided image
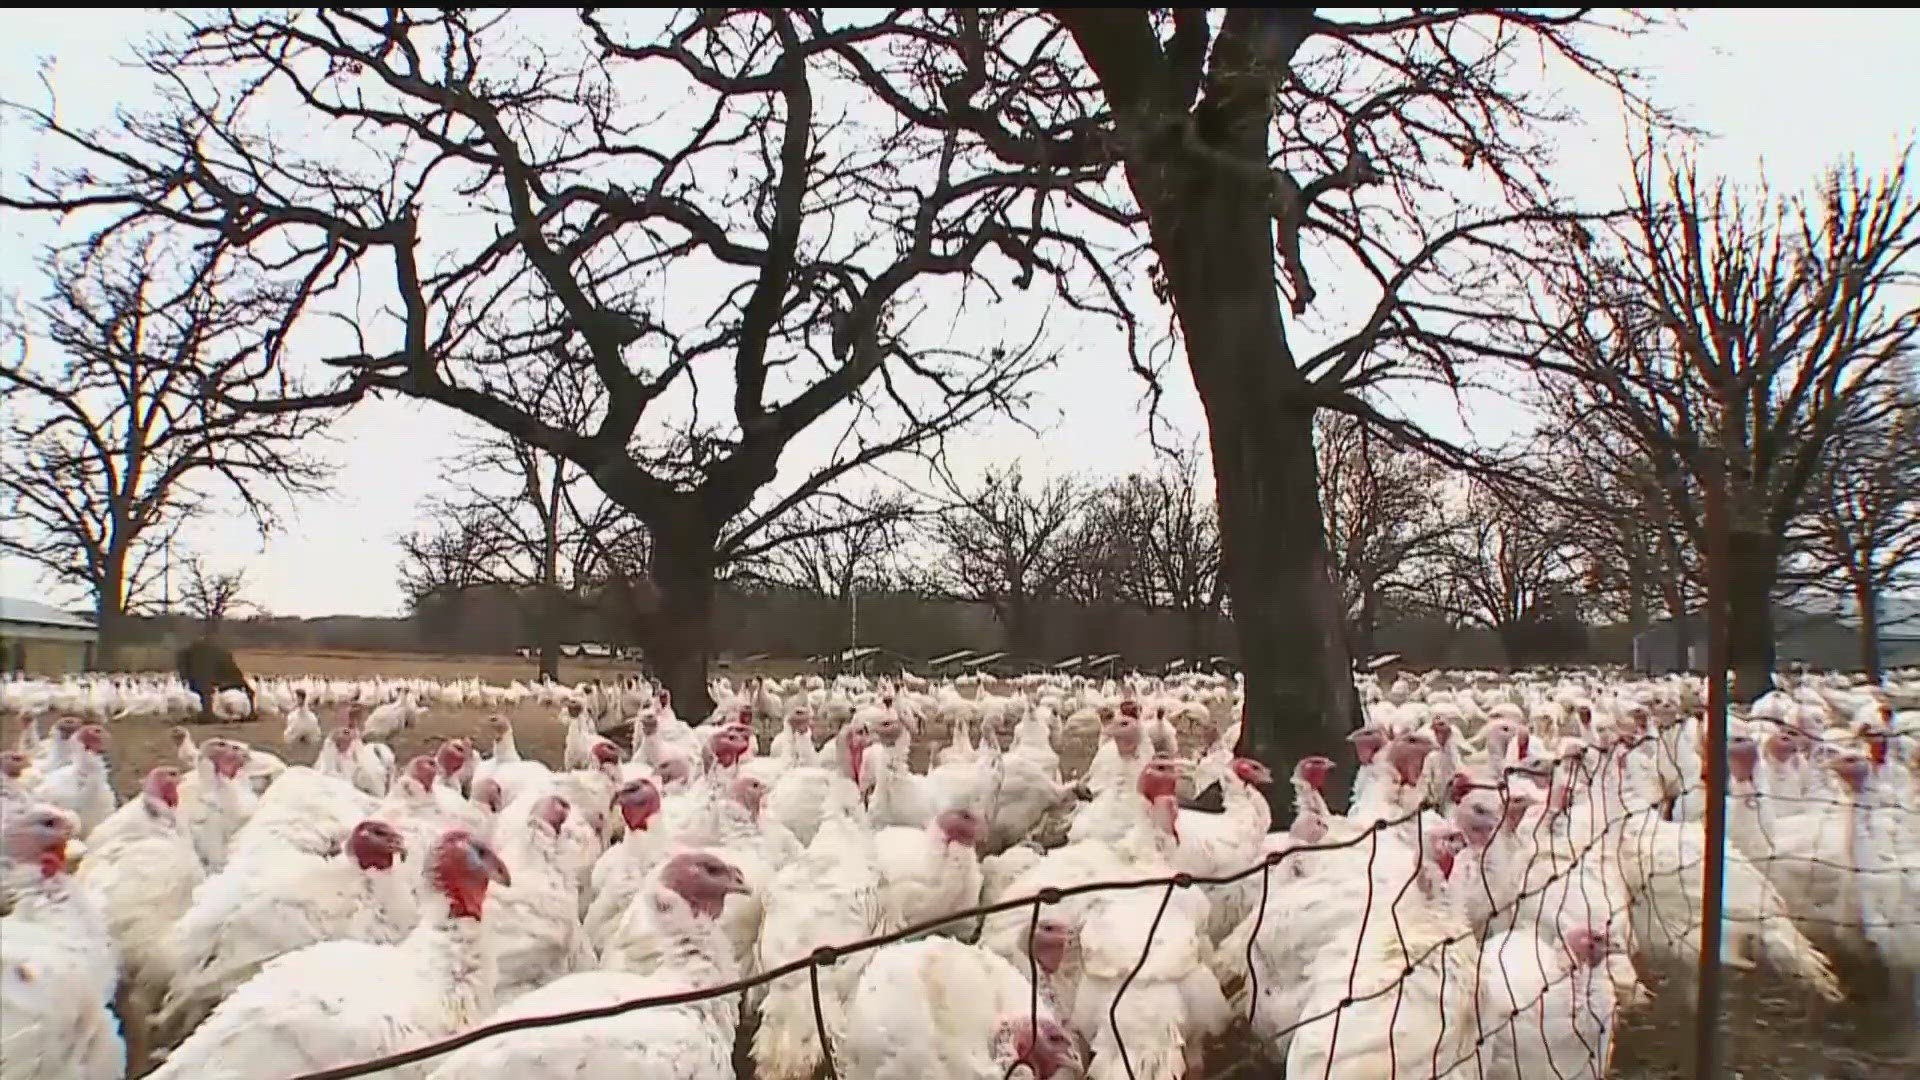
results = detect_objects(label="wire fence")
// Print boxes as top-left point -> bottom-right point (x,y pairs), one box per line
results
195,719 -> 1917,1080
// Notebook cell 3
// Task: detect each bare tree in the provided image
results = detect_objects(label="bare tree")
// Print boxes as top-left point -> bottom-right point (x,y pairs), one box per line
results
1429,482 -> 1579,664
1,9 -> 1093,707
396,512 -> 498,610
734,493 -> 915,649
1793,376 -> 1920,679
1084,448 -> 1224,659
925,467 -> 1089,658
1314,411 -> 1456,660
1530,388 -> 1706,669
1531,148 -> 1920,697
815,9 -> 1659,779
0,235 -> 331,664
177,556 -> 251,634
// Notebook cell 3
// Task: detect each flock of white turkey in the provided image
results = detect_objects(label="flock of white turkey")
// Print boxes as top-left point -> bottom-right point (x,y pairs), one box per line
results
2,665 -> 1916,1079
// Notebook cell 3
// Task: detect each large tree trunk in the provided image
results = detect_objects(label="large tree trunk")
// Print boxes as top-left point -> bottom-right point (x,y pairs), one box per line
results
1136,170 -> 1358,821
641,513 -> 718,721
94,547 -> 129,671
1199,389 -> 1359,812
1726,528 -> 1778,702
1854,581 -> 1882,683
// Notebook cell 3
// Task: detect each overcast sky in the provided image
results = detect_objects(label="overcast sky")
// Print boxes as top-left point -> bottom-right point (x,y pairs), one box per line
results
3,9 -> 1916,618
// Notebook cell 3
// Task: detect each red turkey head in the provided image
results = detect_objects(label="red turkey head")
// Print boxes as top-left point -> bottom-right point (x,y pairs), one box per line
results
1451,793 -> 1501,848
426,830 -> 511,919
3,805 -> 74,878
736,705 -> 753,726
487,715 -> 511,738
874,715 -> 906,747
934,806 -> 986,849
1230,757 -> 1273,788
1008,1016 -> 1080,1080
531,794 -> 571,834
729,774 -> 769,818
347,820 -> 406,870
1387,733 -> 1435,787
613,778 -> 662,831
346,704 -> 368,731
0,750 -> 27,779
1118,700 -> 1141,720
435,739 -> 469,779
54,717 -> 82,740
786,708 -> 812,734
328,726 -> 356,752
76,724 -> 108,754
143,766 -> 182,809
472,777 -> 505,813
1030,917 -> 1076,974
1295,756 -> 1335,792
1563,925 -> 1608,968
656,756 -> 692,785
1447,772 -> 1478,807
1346,726 -> 1386,765
1108,715 -> 1142,755
206,740 -> 249,780
709,727 -> 751,768
1137,757 -> 1181,802
655,689 -> 671,708
840,721 -> 873,788
591,740 -> 622,768
1727,736 -> 1759,783
659,850 -> 749,918
404,755 -> 438,790
1429,717 -> 1454,748
167,725 -> 191,749
1426,822 -> 1468,879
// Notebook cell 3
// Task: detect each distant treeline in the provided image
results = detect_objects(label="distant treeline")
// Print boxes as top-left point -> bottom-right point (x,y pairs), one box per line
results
131,583 -> 1638,671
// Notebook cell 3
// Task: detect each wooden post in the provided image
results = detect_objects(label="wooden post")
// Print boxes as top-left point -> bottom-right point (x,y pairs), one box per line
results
1694,450 -> 1732,1080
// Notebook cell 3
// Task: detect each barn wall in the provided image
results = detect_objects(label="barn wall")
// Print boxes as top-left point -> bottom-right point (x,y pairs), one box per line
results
0,633 -> 96,675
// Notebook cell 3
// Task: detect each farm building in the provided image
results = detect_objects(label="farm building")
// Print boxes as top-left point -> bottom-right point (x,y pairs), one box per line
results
0,596 -> 99,675
1630,597 -> 1920,673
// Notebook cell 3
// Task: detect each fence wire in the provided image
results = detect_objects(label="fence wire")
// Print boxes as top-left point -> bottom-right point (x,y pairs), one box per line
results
68,710 -> 1917,1080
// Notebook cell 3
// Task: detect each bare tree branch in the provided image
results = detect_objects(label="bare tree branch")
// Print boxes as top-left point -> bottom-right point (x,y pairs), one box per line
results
0,232 -> 333,662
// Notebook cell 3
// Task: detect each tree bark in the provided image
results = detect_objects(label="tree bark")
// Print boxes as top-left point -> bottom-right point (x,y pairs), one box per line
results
640,513 -> 718,720
1204,396 -> 1360,813
1726,528 -> 1778,702
95,546 -> 129,671
1144,186 -> 1359,822
1854,582 -> 1882,683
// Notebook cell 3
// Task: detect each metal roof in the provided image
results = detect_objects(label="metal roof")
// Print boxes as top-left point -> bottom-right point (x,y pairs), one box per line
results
0,596 -> 97,631
928,649 -> 976,666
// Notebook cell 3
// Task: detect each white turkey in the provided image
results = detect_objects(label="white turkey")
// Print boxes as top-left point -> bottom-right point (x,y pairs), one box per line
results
0,804 -> 125,1080
146,829 -> 511,1080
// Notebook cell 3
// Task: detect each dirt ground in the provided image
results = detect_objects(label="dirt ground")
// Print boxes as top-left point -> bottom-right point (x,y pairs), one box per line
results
7,647 -> 1913,1078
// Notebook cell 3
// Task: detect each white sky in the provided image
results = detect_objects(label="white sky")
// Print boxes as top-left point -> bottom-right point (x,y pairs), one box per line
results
3,9 -> 1917,618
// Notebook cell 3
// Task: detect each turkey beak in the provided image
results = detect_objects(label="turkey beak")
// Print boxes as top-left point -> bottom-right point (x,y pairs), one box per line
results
723,865 -> 750,895
481,848 -> 512,888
